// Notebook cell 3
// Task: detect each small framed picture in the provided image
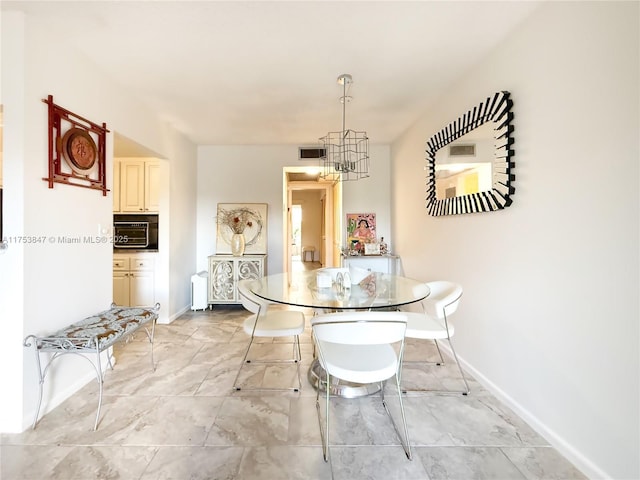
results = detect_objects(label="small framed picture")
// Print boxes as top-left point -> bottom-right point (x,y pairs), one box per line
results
346,213 -> 376,245
364,243 -> 381,255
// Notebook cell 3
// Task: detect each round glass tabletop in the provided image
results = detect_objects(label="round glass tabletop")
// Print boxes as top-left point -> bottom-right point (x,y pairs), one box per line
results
250,270 -> 428,310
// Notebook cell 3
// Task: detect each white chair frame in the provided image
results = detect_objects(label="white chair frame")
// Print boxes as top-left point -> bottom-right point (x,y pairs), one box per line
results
232,279 -> 304,392
311,311 -> 412,461
402,281 -> 470,395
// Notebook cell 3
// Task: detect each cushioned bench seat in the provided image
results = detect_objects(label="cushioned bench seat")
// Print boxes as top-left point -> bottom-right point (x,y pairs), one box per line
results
24,303 -> 160,430
36,306 -> 158,352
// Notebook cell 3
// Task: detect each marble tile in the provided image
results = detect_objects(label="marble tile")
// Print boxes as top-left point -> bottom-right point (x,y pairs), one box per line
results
95,395 -> 223,446
320,395 -> 403,446
330,446 -> 427,480
140,446 -> 244,479
400,396 -> 456,446
287,396 -> 323,445
501,447 -> 588,479
191,342 -> 246,366
5,306 -> 587,479
418,395 -> 547,447
401,361 -> 482,394
238,446 -> 332,480
205,396 -> 291,446
131,362 -> 212,396
415,446 -> 527,480
1,444 -> 156,480
189,322 -> 241,343
195,352 -> 249,396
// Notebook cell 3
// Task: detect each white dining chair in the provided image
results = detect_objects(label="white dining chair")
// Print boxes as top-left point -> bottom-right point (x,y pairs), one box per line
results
311,311 -> 412,461
232,279 -> 306,392
402,280 -> 470,395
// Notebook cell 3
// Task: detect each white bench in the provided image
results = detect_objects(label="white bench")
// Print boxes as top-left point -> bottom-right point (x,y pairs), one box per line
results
23,303 -> 160,430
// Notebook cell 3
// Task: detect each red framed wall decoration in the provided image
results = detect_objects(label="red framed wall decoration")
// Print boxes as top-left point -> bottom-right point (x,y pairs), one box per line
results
42,95 -> 110,195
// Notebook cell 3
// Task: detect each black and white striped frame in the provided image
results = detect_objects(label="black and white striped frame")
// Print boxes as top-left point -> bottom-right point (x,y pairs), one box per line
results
425,91 -> 515,216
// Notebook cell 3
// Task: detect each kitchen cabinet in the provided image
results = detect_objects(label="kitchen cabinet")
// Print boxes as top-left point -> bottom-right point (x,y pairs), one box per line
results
114,158 -> 160,213
208,254 -> 266,304
113,253 -> 156,306
341,254 -> 400,275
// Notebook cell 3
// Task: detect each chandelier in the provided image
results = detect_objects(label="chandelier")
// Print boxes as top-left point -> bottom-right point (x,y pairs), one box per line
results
319,74 -> 370,182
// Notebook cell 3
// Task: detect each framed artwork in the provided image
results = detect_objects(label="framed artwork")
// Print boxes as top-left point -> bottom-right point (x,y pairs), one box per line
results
216,203 -> 268,254
364,243 -> 381,255
346,213 -> 376,247
42,95 -> 109,195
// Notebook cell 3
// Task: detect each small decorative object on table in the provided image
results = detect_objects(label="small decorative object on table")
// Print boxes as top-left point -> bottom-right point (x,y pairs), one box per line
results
379,237 -> 388,255
230,233 -> 246,256
364,242 -> 381,255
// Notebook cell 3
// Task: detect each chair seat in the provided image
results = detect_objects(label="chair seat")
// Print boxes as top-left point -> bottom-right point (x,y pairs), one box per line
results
404,312 -> 454,340
243,310 -> 305,337
317,341 -> 398,384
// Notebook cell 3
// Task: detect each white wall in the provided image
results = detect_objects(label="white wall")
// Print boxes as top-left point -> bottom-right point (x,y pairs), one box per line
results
162,127 -> 198,320
196,145 -> 391,275
343,145 -> 393,252
0,11 -> 198,432
391,3 -> 638,479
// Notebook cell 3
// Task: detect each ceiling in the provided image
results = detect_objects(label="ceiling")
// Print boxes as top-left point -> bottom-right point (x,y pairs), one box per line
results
3,1 -> 541,149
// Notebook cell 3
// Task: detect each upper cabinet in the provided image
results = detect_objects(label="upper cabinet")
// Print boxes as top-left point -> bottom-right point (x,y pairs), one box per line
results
113,158 -> 160,213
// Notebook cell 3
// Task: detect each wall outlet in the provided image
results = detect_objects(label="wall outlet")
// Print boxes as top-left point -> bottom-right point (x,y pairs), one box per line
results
98,224 -> 112,235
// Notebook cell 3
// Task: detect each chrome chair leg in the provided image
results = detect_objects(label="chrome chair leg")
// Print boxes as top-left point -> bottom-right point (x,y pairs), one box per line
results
433,340 -> 445,366
315,370 -> 330,462
380,379 -> 412,460
447,337 -> 470,395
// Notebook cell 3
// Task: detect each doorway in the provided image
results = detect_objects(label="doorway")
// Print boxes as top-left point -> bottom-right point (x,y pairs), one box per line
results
283,167 -> 341,278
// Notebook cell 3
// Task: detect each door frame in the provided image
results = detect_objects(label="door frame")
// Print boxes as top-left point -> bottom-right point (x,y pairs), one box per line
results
282,167 -> 340,276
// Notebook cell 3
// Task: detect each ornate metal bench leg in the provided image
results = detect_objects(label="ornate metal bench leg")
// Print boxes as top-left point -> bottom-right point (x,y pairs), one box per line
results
93,340 -> 104,431
25,336 -> 45,430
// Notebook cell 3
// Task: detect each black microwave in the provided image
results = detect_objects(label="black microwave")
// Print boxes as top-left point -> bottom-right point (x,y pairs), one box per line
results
113,214 -> 159,250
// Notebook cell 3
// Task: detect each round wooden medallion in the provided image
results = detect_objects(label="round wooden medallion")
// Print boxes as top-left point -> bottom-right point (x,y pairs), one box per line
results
61,127 -> 97,173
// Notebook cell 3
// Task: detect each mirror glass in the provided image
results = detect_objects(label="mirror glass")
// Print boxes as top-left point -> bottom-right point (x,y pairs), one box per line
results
425,91 -> 514,216
434,122 -> 494,200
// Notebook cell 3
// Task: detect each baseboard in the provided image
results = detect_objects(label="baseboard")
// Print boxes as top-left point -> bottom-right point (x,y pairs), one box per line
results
159,304 -> 190,324
439,342 -> 608,479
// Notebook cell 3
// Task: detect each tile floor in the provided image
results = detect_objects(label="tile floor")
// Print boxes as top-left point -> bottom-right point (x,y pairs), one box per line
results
1,302 -> 587,479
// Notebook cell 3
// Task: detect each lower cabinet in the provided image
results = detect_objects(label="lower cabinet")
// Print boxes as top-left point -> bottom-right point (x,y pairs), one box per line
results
341,254 -> 400,275
208,254 -> 266,304
113,254 -> 156,307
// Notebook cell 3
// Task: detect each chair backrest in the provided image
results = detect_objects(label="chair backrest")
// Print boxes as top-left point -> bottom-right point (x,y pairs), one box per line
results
311,311 -> 408,345
422,281 -> 463,319
237,279 -> 266,314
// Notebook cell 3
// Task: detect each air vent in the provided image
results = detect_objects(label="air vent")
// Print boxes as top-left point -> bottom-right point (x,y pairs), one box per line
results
299,147 -> 326,160
449,144 -> 475,156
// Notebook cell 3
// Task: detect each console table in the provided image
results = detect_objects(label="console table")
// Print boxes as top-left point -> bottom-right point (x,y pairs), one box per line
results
341,254 -> 400,275
207,254 -> 266,305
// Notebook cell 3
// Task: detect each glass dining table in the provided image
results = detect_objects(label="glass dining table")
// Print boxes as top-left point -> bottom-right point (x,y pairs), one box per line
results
250,269 -> 428,311
250,269 -> 429,397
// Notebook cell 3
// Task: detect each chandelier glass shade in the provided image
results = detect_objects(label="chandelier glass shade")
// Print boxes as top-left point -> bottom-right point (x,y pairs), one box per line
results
319,74 -> 370,182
